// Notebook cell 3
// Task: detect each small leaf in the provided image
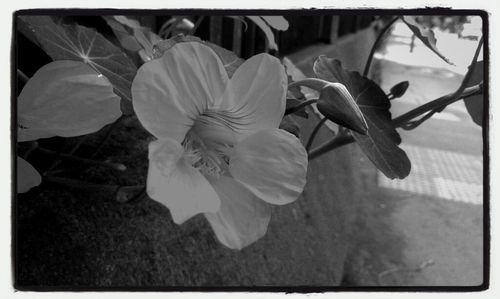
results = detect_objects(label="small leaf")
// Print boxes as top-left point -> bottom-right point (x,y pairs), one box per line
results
104,17 -> 143,52
313,56 -> 411,179
402,16 -> 452,65
18,60 -> 122,142
463,61 -> 484,126
18,16 -> 138,112
226,16 -> 248,31
247,16 -> 279,50
261,16 -> 289,31
109,16 -> 162,60
317,83 -> 368,134
17,157 -> 42,193
153,35 -> 244,78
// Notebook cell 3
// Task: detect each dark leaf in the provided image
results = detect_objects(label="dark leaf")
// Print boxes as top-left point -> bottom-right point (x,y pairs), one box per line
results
313,56 -> 411,179
463,61 -> 484,126
402,16 -> 452,65
153,35 -> 244,78
317,83 -> 368,134
19,16 -> 138,115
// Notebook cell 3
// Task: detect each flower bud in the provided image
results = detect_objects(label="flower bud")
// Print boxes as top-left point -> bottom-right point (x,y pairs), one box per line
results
317,83 -> 368,134
389,81 -> 409,99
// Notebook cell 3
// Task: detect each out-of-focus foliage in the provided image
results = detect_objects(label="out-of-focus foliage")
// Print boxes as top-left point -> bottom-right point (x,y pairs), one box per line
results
401,16 -> 452,64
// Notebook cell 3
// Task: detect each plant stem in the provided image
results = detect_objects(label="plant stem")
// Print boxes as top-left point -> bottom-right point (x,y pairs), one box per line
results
44,175 -> 142,193
90,115 -> 127,159
308,84 -> 483,160
285,99 -> 317,116
392,83 -> 482,127
44,136 -> 89,173
308,134 -> 354,160
305,117 -> 327,151
189,16 -> 205,35
37,147 -> 126,173
363,17 -> 400,77
288,78 -> 328,91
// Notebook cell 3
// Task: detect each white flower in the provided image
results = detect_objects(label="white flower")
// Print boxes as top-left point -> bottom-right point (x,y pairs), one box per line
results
17,60 -> 122,193
132,42 -> 308,249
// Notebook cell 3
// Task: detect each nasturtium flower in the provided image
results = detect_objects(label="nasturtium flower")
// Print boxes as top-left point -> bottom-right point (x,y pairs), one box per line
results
17,60 -> 122,193
132,42 -> 308,249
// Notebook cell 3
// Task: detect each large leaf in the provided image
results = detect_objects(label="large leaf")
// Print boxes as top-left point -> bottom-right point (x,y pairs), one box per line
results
18,16 -> 137,113
18,60 -> 122,142
402,16 -> 452,65
463,61 -> 484,126
153,35 -> 244,78
313,56 -> 411,179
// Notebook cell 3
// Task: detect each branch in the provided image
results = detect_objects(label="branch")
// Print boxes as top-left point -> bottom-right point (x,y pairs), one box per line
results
37,147 -> 126,173
363,17 -> 400,77
308,84 -> 483,160
306,117 -> 327,151
44,175 -> 144,203
392,83 -> 483,127
285,99 -> 317,116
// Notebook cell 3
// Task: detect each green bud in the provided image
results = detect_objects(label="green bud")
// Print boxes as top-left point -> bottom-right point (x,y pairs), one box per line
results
317,83 -> 368,134
389,81 -> 409,99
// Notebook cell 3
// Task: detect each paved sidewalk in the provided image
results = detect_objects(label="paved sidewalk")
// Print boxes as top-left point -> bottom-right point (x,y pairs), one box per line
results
374,23 -> 484,286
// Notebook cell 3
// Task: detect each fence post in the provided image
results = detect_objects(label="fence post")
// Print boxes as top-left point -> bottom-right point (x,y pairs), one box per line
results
232,19 -> 242,57
209,16 -> 223,45
330,16 -> 340,43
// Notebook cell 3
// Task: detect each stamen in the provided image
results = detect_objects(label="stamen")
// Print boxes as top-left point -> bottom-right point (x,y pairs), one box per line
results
182,128 -> 230,178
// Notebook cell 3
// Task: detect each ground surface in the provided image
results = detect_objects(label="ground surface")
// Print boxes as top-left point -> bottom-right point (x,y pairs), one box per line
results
345,26 -> 484,286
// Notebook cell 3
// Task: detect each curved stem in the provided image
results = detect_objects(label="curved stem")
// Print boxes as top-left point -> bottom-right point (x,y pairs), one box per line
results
363,17 -> 400,77
288,78 -> 329,91
37,147 -> 126,173
308,83 -> 483,160
306,117 -> 327,152
44,136 -> 89,173
188,16 -> 205,35
285,99 -> 317,116
392,83 -> 482,127
90,115 -> 127,159
44,175 -> 142,193
308,134 -> 354,160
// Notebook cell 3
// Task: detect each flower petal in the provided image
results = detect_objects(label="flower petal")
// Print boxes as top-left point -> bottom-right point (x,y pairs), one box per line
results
18,60 -> 122,142
132,42 -> 229,142
217,53 -> 287,140
147,139 -> 220,224
229,129 -> 308,205
17,157 -> 42,193
204,176 -> 271,250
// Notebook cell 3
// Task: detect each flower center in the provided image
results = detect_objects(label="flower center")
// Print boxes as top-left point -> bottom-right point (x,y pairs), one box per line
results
182,112 -> 235,178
